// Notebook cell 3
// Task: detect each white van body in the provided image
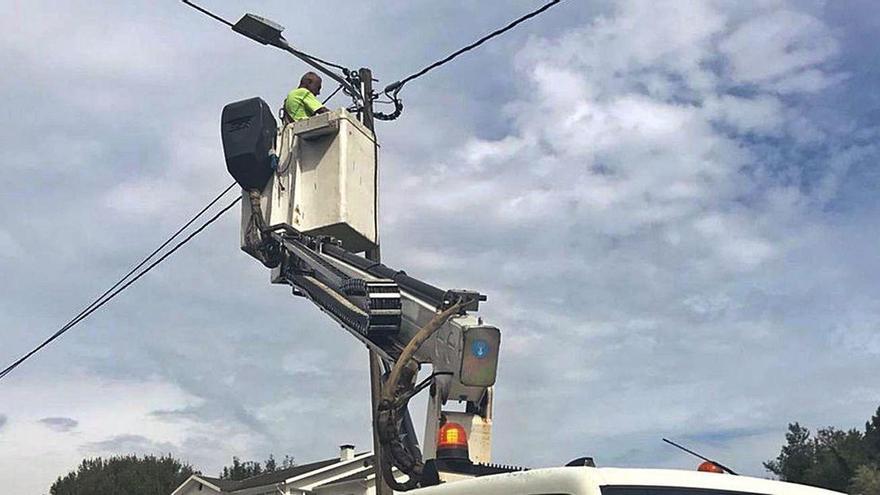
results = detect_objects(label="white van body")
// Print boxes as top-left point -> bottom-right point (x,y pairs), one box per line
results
410,467 -> 845,495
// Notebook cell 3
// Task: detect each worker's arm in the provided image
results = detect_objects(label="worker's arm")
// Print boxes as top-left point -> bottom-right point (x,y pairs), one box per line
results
303,91 -> 329,116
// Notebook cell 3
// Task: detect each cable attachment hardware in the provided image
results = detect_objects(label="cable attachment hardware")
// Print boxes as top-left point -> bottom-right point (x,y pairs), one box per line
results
374,87 -> 404,121
442,290 -> 486,312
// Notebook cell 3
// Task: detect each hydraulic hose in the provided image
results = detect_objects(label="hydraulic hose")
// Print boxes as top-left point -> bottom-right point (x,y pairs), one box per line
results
377,301 -> 464,490
385,302 -> 463,398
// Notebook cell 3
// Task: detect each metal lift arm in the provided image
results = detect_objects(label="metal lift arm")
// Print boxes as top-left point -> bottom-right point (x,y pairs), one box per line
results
257,222 -> 489,375
247,220 -> 499,489
270,226 -> 403,340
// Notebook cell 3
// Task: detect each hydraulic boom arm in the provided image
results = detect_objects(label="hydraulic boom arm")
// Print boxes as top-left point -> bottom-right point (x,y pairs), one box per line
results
221,97 -> 501,490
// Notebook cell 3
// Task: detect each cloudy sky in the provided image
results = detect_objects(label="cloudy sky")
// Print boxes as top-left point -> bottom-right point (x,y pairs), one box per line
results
2,0 -> 879,493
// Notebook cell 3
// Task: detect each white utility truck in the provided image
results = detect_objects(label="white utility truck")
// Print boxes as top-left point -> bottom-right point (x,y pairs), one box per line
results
410,467 -> 845,495
218,98 -> 845,495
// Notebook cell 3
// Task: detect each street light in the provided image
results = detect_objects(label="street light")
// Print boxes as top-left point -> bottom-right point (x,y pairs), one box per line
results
181,1 -> 361,101
231,13 -> 285,47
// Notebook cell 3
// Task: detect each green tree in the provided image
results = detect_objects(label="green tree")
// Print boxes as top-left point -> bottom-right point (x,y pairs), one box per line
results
265,454 -> 277,472
50,454 -> 195,495
865,407 -> 880,462
221,456 -> 259,480
766,406 -> 880,492
810,427 -> 867,491
851,465 -> 880,495
765,423 -> 815,482
220,454 -> 292,480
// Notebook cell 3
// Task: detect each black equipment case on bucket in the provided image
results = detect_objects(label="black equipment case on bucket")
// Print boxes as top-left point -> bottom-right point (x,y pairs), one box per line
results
221,97 -> 277,191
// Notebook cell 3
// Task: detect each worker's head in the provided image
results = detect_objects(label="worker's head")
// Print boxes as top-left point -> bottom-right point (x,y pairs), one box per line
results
299,72 -> 322,96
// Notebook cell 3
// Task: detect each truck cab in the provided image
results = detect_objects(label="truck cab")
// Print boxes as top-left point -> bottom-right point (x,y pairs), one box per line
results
409,467 -> 845,495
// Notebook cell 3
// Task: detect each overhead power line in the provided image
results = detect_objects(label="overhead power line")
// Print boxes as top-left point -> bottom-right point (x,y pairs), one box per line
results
291,48 -> 348,73
383,0 -> 567,94
0,188 -> 242,382
57,181 -> 237,343
181,0 -> 233,27
322,84 -> 344,104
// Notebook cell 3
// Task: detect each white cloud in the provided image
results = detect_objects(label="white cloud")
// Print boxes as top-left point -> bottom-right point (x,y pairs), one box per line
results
703,94 -> 786,136
693,213 -> 777,269
0,2 -> 183,82
383,0 -> 870,475
719,9 -> 841,92
831,314 -> 880,356
39,417 -> 80,433
0,229 -> 23,259
103,178 -> 188,217
404,0 -> 846,262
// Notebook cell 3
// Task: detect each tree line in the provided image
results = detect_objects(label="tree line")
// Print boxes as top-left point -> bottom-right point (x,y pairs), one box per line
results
765,405 -> 880,494
49,453 -> 294,494
219,454 -> 295,480
49,454 -> 195,495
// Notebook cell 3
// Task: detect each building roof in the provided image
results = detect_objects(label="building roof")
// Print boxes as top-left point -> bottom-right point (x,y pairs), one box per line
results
186,453 -> 371,493
315,469 -> 371,488
170,451 -> 374,495
231,457 -> 342,490
195,476 -> 241,492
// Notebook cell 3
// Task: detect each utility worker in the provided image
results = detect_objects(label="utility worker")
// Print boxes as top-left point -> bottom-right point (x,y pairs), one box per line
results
284,72 -> 330,122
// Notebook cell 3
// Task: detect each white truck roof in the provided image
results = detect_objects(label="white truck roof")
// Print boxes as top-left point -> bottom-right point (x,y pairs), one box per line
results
410,467 -> 845,495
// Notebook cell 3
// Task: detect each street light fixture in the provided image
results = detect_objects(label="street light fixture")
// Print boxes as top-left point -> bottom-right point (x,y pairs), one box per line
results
181,1 -> 361,101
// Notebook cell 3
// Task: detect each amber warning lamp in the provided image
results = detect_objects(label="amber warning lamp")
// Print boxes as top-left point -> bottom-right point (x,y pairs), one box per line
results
698,461 -> 725,473
436,422 -> 470,461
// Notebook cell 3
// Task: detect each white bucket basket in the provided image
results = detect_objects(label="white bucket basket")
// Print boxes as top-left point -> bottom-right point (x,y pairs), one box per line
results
244,109 -> 378,253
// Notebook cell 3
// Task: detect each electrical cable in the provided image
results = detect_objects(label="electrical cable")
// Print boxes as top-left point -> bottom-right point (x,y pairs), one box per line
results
182,0 -> 233,27
380,0 -> 566,121
180,1 -> 352,84
72,181 -> 237,328
290,48 -> 349,73
0,193 -> 242,382
322,84 -> 343,104
388,0 -> 565,92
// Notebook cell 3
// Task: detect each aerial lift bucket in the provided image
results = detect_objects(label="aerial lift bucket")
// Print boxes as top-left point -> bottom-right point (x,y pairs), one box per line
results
221,96 -> 378,254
